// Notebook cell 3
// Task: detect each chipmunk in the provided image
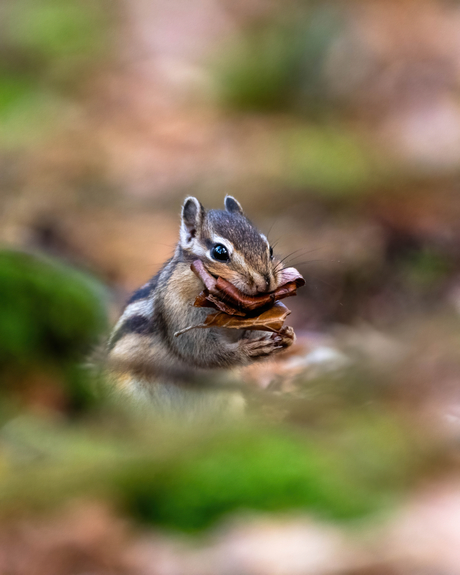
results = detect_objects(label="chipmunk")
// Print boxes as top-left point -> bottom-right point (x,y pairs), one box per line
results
105,196 -> 295,419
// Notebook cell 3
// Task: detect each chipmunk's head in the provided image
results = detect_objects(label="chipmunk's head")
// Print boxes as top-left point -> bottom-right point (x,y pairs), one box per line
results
180,196 -> 281,295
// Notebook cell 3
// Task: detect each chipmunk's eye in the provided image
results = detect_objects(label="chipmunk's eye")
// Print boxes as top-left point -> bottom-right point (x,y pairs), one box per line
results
211,243 -> 230,262
269,246 -> 274,260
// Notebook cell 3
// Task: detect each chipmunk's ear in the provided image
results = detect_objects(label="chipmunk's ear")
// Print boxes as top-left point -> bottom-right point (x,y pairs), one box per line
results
224,195 -> 244,215
181,196 -> 205,245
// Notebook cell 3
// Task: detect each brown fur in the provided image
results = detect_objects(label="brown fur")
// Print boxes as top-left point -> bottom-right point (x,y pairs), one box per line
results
105,197 -> 295,420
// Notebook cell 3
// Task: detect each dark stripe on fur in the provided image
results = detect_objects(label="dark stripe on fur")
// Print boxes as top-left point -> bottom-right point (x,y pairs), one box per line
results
108,315 -> 153,350
127,284 -> 151,305
126,273 -> 160,305
155,304 -> 173,353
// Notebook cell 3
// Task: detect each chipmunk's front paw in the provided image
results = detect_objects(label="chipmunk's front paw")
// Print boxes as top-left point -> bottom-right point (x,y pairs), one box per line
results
276,325 -> 295,348
240,327 -> 295,360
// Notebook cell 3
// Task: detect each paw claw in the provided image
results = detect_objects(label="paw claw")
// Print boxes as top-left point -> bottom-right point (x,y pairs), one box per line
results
240,327 -> 295,359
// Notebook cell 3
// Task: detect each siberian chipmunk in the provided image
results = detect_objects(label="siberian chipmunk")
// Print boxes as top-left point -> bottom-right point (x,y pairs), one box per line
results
105,196 -> 295,419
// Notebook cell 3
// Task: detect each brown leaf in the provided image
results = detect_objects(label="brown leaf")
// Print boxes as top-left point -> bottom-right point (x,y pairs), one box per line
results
215,276 -> 277,310
279,267 -> 306,287
206,293 -> 246,316
185,260 -> 304,337
191,260 -> 305,313
191,260 -> 219,294
175,302 -> 291,337
194,291 -> 212,307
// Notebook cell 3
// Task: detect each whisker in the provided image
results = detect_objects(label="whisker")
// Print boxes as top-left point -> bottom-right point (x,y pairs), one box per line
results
277,249 -> 305,265
275,246 -> 327,266
288,258 -> 344,267
266,219 -> 279,241
273,255 -> 337,274
306,275 -> 336,289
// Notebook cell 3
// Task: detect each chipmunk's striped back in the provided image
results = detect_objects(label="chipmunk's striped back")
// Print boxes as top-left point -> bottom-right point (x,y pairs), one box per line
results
108,277 -> 158,352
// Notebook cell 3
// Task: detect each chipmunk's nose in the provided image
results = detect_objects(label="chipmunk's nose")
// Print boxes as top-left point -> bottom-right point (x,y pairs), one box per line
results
255,273 -> 275,293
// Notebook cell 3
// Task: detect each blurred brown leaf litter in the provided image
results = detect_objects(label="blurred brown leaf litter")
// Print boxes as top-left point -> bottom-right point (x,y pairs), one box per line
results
2,0 -> 460,573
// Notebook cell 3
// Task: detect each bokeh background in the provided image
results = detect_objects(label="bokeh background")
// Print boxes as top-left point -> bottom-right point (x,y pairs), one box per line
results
2,1 -> 460,573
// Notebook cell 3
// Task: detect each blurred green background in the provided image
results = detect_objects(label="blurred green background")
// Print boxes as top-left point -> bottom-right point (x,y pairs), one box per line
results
1,1 -> 460,573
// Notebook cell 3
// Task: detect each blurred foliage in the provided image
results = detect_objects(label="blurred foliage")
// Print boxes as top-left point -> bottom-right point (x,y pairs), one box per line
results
0,250 -> 435,534
0,0 -> 458,553
118,413 -> 422,531
0,250 -> 442,535
278,124 -> 381,196
214,6 -> 400,198
0,407 -> 429,532
0,0 -> 112,148
0,250 -> 108,412
216,6 -> 342,114
400,248 -> 454,292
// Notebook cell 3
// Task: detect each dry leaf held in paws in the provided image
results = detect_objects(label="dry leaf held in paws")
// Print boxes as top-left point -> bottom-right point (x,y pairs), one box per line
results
174,260 -> 304,337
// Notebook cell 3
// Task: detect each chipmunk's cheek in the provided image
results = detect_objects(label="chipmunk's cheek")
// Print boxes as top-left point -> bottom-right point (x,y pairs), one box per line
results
267,273 -> 278,293
272,265 -> 283,289
203,261 -> 227,279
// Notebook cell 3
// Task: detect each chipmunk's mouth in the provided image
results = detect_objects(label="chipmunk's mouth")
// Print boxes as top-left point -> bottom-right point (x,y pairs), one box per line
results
196,261 -> 257,297
190,259 -> 305,321
198,260 -> 283,297
223,273 -> 272,297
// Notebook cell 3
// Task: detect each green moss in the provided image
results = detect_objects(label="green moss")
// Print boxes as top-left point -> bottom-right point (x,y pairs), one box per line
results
0,411 -> 425,532
0,250 -> 108,409
0,251 -> 106,364
117,431 -> 373,530
118,413 -> 422,531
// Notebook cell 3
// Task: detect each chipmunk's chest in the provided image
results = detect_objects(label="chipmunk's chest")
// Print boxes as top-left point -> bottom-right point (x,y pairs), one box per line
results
164,264 -> 202,304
